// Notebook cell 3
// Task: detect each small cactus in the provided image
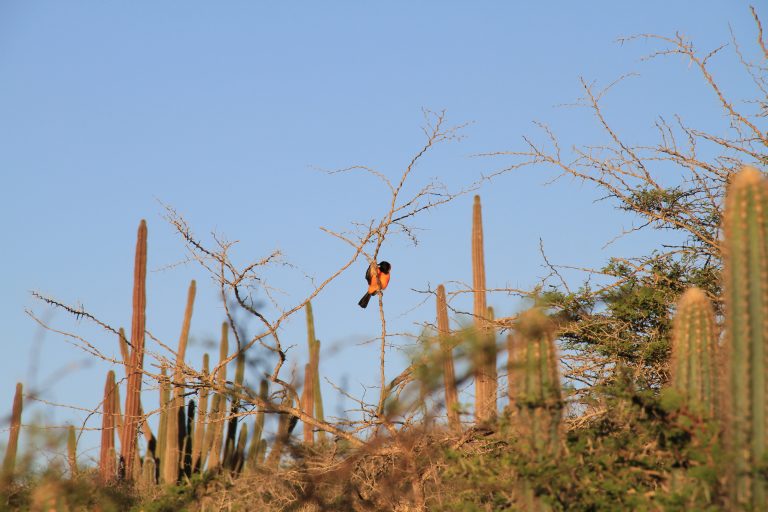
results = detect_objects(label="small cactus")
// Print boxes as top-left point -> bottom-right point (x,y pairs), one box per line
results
306,302 -> 326,442
191,353 -> 210,473
245,380 -> 269,473
436,285 -> 460,431
234,423 -> 248,473
266,397 -> 294,468
302,363 -> 315,443
224,348 -> 245,469
157,365 -> 170,479
2,383 -> 23,481
99,372 -> 117,483
205,322 -> 229,470
67,425 -> 77,478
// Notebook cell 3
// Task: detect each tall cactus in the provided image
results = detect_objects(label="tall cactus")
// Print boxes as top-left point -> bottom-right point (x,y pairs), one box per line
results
2,383 -> 23,481
436,285 -> 460,431
121,219 -> 147,480
99,371 -> 117,483
722,166 -> 768,508
472,195 -> 497,421
509,308 -> 562,458
162,279 -> 196,484
669,287 -> 718,418
305,302 -> 326,442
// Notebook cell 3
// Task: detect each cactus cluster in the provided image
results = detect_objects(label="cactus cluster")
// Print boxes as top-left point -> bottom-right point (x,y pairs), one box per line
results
85,220 -> 283,487
660,166 -> 768,509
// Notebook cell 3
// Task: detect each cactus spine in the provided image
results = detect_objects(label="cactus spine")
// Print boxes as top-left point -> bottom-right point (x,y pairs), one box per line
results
121,219 -> 147,480
723,166 -> 768,508
2,383 -> 23,481
162,279 -> 196,484
472,195 -> 496,421
669,287 -> 718,418
436,285 -> 460,431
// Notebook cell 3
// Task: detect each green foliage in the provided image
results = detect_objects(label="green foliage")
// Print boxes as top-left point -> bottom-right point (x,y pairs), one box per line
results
545,253 -> 720,390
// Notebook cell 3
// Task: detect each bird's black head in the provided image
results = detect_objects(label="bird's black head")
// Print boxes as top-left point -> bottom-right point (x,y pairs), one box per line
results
378,261 -> 391,273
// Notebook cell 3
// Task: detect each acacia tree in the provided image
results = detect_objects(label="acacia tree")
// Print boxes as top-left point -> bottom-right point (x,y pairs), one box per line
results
488,7 -> 767,393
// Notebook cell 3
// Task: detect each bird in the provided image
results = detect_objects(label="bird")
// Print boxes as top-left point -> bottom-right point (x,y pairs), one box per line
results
358,261 -> 391,308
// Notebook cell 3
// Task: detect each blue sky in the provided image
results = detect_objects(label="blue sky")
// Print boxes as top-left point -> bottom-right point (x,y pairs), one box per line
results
0,2 -> 759,462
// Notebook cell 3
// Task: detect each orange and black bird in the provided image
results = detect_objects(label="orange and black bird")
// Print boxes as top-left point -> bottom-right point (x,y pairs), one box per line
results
358,261 -> 391,308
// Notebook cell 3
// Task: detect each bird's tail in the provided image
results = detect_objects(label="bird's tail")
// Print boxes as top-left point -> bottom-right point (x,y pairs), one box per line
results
358,292 -> 373,309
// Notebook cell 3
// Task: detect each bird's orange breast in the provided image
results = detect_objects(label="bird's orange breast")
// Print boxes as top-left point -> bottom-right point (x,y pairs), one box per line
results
368,270 -> 391,294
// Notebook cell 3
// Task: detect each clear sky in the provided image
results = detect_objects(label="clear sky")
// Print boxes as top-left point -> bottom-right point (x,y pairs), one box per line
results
0,2 -> 759,463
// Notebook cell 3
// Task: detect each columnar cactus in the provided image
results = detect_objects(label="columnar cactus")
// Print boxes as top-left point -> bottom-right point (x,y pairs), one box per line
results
302,363 -> 315,443
509,308 -> 562,459
99,371 -> 117,483
204,322 -> 229,470
191,353 -> 210,473
722,166 -> 768,508
669,287 -> 718,418
163,280 -> 196,484
121,219 -> 147,480
436,285 -> 460,431
472,195 -> 497,421
67,425 -> 77,477
224,351 -> 246,470
306,302 -> 326,442
157,365 -> 170,478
